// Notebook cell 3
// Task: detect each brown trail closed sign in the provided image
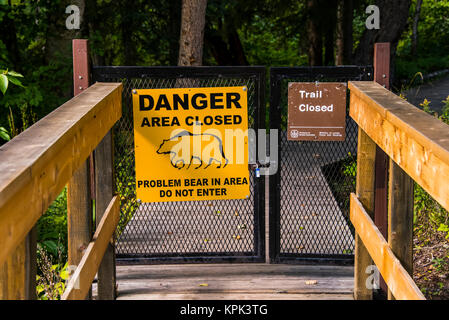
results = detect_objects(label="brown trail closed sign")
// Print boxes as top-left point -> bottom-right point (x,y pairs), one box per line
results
132,86 -> 250,203
287,82 -> 347,141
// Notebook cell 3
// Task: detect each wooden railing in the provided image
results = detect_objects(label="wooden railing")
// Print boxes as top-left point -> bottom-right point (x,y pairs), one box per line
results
348,80 -> 449,300
0,82 -> 122,300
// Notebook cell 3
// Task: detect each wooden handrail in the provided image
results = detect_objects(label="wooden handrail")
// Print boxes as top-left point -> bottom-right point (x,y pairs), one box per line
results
350,194 -> 425,300
62,196 -> 120,300
0,82 -> 122,266
348,80 -> 449,300
349,81 -> 449,212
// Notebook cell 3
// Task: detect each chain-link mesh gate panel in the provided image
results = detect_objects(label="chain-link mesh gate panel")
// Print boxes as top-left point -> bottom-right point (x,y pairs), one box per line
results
269,67 -> 373,263
93,67 -> 265,262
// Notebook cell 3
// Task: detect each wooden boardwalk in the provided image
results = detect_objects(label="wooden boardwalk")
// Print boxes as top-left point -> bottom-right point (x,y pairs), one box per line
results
279,132 -> 356,255
109,264 -> 353,300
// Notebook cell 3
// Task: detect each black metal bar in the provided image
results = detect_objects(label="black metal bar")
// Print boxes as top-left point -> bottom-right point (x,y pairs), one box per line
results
269,66 -> 373,80
269,72 -> 282,263
116,255 -> 265,266
92,66 -> 267,80
253,67 -> 267,262
272,255 -> 354,266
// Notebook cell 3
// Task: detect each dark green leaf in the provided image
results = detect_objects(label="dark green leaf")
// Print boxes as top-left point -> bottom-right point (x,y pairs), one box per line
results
6,70 -> 23,78
0,74 -> 8,94
6,75 -> 25,88
0,127 -> 10,141
42,240 -> 59,256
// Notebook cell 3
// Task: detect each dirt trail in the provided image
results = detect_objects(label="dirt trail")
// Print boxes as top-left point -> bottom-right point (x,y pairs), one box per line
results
404,76 -> 449,114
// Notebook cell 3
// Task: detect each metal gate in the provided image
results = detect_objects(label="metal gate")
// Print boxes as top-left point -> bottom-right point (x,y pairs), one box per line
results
92,66 -> 266,263
269,66 -> 373,264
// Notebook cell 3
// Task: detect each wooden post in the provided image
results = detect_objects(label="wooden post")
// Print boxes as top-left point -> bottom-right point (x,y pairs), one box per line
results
387,160 -> 414,300
354,127 -> 377,300
95,131 -> 117,299
0,228 -> 36,300
73,39 -> 96,201
374,43 -> 390,89
73,40 -> 90,96
373,43 -> 390,239
68,39 -> 93,298
373,42 -> 390,296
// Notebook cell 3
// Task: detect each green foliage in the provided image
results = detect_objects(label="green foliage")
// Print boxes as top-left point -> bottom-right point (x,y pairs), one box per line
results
0,68 -> 24,94
440,96 -> 449,123
87,0 -> 182,66
342,152 -> 356,179
420,98 -> 432,114
0,68 -> 25,141
37,188 -> 68,261
416,0 -> 449,55
36,245 -> 68,300
114,131 -> 139,236
396,55 -> 449,83
431,258 -> 448,280
396,0 -> 449,82
240,15 -> 307,66
437,224 -> 449,239
0,2 -> 71,139
0,125 -> 9,141
413,98 -> 449,240
35,188 -> 68,300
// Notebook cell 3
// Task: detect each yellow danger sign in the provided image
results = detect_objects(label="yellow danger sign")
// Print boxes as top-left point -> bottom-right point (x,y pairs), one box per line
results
132,86 -> 250,202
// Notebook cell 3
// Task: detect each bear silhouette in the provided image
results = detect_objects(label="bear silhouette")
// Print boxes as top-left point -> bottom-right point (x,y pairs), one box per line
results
156,130 -> 229,169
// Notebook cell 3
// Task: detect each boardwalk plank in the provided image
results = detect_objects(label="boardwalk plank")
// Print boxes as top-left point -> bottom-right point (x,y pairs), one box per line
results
107,264 -> 353,300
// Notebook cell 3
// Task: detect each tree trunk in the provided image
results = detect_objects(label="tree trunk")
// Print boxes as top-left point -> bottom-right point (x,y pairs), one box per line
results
353,0 -> 411,85
343,0 -> 354,64
306,0 -> 323,66
121,0 -> 137,66
323,0 -> 338,66
45,0 -> 85,63
205,24 -> 248,66
336,0 -> 354,65
411,0 -> 423,56
85,0 -> 104,66
1,4 -> 21,71
324,26 -> 334,66
205,33 -> 233,65
178,0 -> 208,66
353,0 -> 411,66
228,28 -> 248,65
168,0 -> 183,66
45,0 -> 86,98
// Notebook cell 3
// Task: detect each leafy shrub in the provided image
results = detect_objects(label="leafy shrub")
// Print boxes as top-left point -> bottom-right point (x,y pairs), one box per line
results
414,96 -> 449,239
37,188 -> 68,261
115,137 -> 139,237
36,244 -> 68,300
35,188 -> 69,300
396,55 -> 449,83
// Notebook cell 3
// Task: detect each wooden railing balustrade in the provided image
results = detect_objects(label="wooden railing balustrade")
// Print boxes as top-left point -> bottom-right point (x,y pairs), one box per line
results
0,82 -> 122,300
348,81 -> 449,300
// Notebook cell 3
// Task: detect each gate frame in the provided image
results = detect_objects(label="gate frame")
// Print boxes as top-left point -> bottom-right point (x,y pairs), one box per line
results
269,66 -> 373,265
92,66 -> 267,264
